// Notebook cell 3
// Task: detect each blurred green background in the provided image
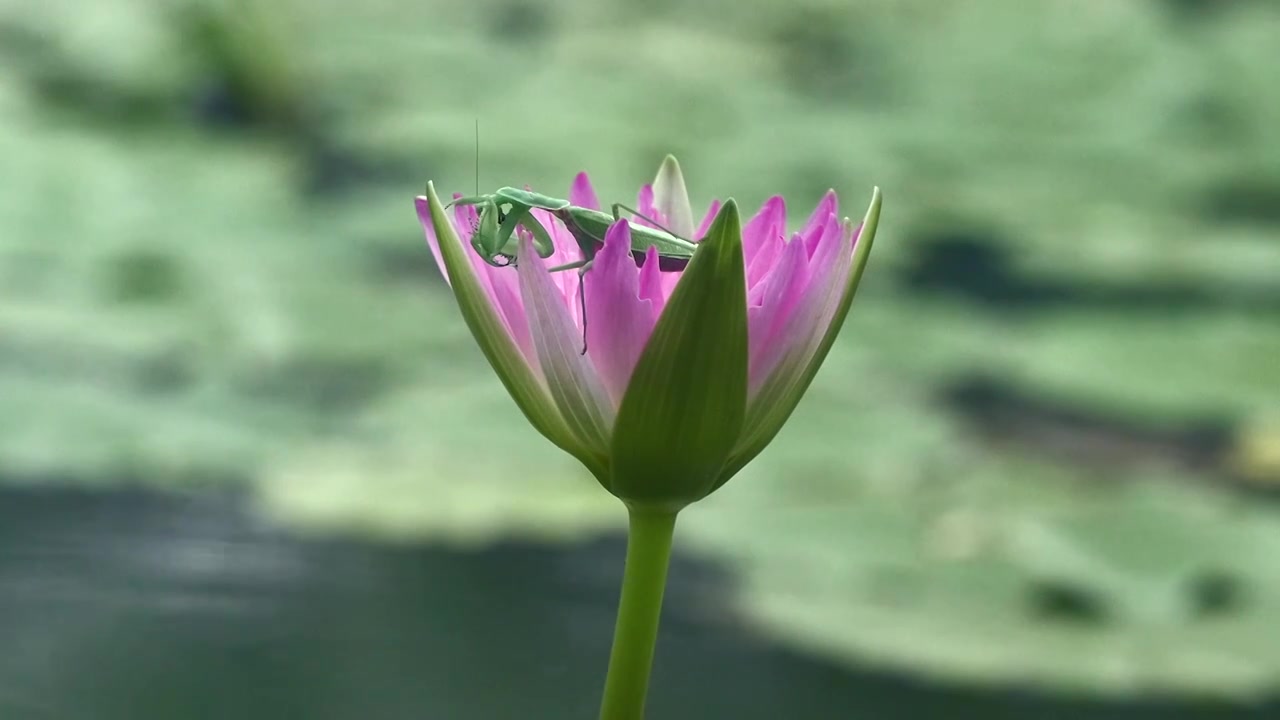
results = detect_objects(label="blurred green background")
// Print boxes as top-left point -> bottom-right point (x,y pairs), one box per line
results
2,0 -> 1279,717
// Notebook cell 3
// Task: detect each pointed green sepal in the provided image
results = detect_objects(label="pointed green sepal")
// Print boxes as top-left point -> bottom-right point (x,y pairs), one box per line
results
715,187 -> 882,487
420,183 -> 607,480
608,199 -> 749,509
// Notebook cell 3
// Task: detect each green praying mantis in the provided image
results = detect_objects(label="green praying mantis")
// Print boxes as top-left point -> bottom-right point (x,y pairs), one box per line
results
445,182 -> 701,354
446,185 -> 699,274
448,123 -> 698,273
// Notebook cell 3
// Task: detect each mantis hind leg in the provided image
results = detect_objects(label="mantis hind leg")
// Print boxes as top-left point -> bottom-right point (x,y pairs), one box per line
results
611,202 -> 683,239
541,257 -> 592,354
576,261 -> 593,355
547,258 -> 590,274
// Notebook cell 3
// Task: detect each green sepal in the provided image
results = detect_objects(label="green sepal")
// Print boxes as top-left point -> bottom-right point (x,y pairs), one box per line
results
608,199 -> 749,509
714,187 -> 882,488
421,183 -> 607,480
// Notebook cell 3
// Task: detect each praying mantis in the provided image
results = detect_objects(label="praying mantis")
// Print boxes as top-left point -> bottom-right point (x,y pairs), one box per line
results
446,185 -> 699,274
448,122 -> 697,273
446,184 -> 701,354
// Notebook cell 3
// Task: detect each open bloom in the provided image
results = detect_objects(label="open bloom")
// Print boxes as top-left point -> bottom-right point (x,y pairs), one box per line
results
415,157 -> 880,509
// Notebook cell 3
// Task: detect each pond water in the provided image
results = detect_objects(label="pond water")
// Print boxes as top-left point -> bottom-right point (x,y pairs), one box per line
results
0,485 -> 1275,720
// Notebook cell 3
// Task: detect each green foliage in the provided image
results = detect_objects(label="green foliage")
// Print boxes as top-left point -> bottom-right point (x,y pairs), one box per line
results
102,249 -> 186,304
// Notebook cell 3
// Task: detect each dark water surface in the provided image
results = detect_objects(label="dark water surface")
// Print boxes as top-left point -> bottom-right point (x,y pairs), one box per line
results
0,486 -> 1275,720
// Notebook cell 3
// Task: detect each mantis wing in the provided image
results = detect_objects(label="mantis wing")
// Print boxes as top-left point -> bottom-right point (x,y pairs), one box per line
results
566,207 -> 698,259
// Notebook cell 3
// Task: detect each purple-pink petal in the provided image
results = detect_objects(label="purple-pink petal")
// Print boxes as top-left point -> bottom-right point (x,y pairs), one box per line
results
741,196 -> 786,271
808,221 -> 862,335
516,233 -> 615,450
583,221 -> 658,405
415,197 -> 451,285
636,246 -> 668,319
694,200 -> 722,240
799,190 -> 838,243
807,212 -> 845,275
483,266 -> 540,371
635,184 -> 667,230
746,233 -> 812,383
570,172 -> 601,211
747,232 -> 785,296
451,198 -> 479,238
748,215 -> 855,395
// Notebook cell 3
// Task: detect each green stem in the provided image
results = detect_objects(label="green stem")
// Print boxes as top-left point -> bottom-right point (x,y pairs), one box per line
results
598,506 -> 679,720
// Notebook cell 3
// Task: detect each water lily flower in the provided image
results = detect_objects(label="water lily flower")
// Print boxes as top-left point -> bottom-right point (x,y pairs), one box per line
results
416,156 -> 880,720
414,157 -> 881,511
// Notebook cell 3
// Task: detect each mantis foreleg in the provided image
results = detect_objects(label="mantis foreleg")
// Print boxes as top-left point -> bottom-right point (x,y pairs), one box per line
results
471,198 -> 511,266
516,213 -> 557,259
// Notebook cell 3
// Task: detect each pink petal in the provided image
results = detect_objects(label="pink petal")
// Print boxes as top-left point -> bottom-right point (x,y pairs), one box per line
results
452,197 -> 480,240
517,233 -> 616,452
636,245 -> 671,319
570,172 -> 601,211
798,192 -> 839,256
584,221 -> 658,405
790,232 -> 854,361
747,234 -> 811,379
807,220 -> 863,339
694,200 -> 722,240
635,184 -> 666,230
483,265 -> 540,370
741,196 -> 786,269
415,196 -> 451,285
807,212 -> 846,277
747,233 -> 785,296
748,212 -> 851,396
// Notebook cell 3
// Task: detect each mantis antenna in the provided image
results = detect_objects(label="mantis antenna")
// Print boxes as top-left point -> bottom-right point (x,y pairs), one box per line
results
474,118 -> 480,197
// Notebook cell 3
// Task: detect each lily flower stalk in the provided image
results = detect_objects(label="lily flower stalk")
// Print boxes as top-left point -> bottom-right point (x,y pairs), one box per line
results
415,157 -> 881,719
